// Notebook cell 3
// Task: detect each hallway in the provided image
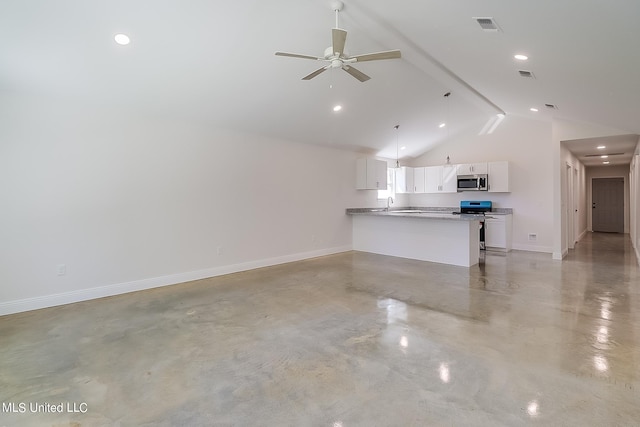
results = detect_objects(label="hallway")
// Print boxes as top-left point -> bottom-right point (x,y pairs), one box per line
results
1,233 -> 639,426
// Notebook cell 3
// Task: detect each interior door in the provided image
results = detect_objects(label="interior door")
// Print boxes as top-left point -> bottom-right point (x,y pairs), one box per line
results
592,177 -> 624,233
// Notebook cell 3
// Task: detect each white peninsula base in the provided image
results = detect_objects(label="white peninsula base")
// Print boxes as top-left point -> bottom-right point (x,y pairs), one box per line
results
352,215 -> 480,267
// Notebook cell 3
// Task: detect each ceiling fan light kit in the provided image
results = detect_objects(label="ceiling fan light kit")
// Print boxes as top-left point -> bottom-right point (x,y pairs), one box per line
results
275,1 -> 401,82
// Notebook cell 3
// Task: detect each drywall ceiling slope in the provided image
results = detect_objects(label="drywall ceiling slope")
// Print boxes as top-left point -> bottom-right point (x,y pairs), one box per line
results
1,0 -> 638,159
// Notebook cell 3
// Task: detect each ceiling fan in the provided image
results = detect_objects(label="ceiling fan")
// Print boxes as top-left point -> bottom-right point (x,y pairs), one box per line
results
275,0 -> 401,82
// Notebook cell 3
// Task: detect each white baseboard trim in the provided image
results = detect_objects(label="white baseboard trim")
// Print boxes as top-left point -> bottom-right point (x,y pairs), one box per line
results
577,229 -> 588,242
512,243 -> 553,254
0,245 -> 352,316
551,250 -> 567,260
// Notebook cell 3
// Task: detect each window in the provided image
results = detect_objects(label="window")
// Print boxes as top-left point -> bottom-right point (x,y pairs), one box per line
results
378,167 -> 396,200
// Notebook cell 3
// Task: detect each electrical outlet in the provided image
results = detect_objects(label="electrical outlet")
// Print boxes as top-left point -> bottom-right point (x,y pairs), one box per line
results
216,246 -> 223,255
528,233 -> 537,241
57,264 -> 67,276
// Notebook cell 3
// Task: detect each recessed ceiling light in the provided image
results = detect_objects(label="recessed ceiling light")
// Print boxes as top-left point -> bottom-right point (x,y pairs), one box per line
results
514,54 -> 528,60
400,146 -> 406,150
439,123 -> 446,128
597,145 -> 606,149
332,105 -> 342,112
600,155 -> 608,158
114,34 -> 130,45
603,161 -> 610,164
530,107 -> 538,112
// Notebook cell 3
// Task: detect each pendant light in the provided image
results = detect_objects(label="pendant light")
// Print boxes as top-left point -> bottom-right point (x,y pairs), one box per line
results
394,124 -> 400,168
444,91 -> 451,164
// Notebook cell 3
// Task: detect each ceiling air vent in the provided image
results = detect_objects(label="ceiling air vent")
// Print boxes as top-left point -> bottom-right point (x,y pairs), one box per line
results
544,103 -> 558,109
518,70 -> 535,78
474,17 -> 501,32
584,153 -> 624,157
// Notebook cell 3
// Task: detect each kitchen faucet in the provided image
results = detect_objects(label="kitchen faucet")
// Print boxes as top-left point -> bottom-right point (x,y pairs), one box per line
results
386,196 -> 394,211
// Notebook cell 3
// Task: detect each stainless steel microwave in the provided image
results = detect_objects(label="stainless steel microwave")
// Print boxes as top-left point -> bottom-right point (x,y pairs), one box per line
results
457,174 -> 488,191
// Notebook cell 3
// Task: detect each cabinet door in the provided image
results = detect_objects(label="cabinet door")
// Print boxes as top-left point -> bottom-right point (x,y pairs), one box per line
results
441,165 -> 458,192
414,167 -> 426,193
484,217 -> 507,248
395,167 -> 414,193
374,159 -> 388,190
356,158 -> 387,190
457,163 -> 487,174
424,166 -> 440,193
456,163 -> 473,175
488,161 -> 510,192
472,162 -> 488,174
356,158 -> 368,189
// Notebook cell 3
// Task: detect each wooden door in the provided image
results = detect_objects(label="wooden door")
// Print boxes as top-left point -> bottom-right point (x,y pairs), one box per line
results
592,178 -> 624,233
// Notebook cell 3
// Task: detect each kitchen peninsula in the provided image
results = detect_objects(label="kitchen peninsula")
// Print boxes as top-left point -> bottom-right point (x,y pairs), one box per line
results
346,208 -> 481,267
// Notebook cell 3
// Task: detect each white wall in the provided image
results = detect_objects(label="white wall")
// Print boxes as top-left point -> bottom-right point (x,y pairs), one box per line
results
0,93 -> 377,315
631,139 -> 640,263
407,115 -> 554,253
559,143 -> 587,252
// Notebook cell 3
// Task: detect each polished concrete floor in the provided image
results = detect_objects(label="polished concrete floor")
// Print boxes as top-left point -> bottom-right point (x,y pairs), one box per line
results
2,232 -> 640,426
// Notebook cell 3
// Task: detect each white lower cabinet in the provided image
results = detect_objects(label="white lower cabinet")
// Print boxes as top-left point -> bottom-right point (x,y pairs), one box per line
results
484,214 -> 512,251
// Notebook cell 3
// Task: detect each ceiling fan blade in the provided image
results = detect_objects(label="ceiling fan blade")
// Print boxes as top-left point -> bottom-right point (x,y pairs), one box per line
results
332,28 -> 347,56
302,66 -> 329,80
275,52 -> 322,60
343,65 -> 371,82
352,50 -> 402,62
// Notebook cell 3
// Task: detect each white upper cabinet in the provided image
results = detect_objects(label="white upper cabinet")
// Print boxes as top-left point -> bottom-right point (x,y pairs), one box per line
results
395,167 -> 414,194
413,167 -> 426,193
488,161 -> 510,192
442,165 -> 457,192
424,166 -> 440,193
457,162 -> 488,175
425,165 -> 457,193
356,158 -> 387,190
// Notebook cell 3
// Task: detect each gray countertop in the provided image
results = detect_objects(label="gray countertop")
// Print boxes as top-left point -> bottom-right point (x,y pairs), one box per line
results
346,206 -> 512,220
346,208 -> 484,221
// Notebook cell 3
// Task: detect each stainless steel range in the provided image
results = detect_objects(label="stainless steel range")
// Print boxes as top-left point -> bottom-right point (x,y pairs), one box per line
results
459,201 -> 492,250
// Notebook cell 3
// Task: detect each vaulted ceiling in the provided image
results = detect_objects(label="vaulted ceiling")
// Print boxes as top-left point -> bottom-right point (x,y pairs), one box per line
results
2,0 -> 639,162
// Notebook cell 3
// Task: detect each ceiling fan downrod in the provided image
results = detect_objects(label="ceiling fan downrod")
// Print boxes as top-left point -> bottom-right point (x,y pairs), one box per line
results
331,1 -> 344,28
